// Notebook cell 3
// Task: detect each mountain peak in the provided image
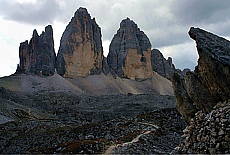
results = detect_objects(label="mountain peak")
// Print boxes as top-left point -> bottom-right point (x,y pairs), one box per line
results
107,18 -> 152,79
56,7 -> 103,78
74,7 -> 89,17
16,25 -> 56,76
32,29 -> 38,38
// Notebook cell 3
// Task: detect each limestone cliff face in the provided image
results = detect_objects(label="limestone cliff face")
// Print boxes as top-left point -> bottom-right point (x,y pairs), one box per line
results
56,7 -> 103,78
107,18 -> 153,80
16,25 -> 56,76
17,40 -> 29,73
172,27 -> 230,124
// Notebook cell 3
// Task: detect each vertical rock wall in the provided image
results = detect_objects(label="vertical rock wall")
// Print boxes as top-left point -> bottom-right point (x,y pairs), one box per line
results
56,7 -> 103,78
107,18 -> 153,80
16,25 -> 56,76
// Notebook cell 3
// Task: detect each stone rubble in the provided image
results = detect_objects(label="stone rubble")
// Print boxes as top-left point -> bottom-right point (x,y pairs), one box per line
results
172,100 -> 230,154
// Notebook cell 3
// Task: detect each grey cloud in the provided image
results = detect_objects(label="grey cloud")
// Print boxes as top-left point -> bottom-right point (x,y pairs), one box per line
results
172,0 -> 230,24
1,0 -> 230,45
0,0 -> 62,25
1,0 -> 230,70
171,0 -> 230,37
160,42 -> 199,70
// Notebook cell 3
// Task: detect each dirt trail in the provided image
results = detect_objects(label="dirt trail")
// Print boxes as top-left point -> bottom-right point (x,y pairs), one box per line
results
104,130 -> 152,155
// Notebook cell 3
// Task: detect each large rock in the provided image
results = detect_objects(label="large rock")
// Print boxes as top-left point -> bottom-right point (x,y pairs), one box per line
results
172,27 -> 230,124
16,25 -> 56,76
107,18 -> 153,80
189,27 -> 230,101
56,7 -> 103,78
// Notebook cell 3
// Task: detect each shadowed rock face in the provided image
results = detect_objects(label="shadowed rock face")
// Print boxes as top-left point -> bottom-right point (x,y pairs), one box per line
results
171,73 -> 197,124
151,49 -> 176,80
172,27 -> 230,124
16,25 -> 56,76
151,49 -> 190,80
189,27 -> 230,101
56,7 -> 103,78
107,18 -> 153,80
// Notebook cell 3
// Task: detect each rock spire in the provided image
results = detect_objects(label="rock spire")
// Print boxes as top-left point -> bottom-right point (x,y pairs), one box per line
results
151,49 -> 177,80
107,18 -> 153,80
16,25 -> 56,76
56,7 -> 103,78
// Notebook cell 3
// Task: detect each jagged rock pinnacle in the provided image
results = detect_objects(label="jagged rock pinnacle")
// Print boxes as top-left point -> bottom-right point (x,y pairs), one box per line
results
56,7 -> 103,78
16,25 -> 56,76
107,18 -> 152,80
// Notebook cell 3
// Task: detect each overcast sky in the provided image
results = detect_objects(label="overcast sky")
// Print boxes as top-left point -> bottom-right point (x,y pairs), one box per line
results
1,0 -> 230,77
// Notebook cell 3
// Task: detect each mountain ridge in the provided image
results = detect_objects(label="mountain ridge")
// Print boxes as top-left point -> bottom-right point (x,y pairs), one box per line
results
0,7 -> 191,154
14,7 -> 180,82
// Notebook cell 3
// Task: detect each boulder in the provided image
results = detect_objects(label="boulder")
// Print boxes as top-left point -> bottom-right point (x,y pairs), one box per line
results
107,18 -> 153,80
56,7 -> 103,78
189,27 -> 230,101
172,27 -> 230,124
16,25 -> 56,76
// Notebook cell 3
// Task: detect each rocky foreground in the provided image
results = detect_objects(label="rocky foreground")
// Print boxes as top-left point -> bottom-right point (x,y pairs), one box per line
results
173,100 -> 230,154
0,86 -> 185,154
0,108 -> 185,154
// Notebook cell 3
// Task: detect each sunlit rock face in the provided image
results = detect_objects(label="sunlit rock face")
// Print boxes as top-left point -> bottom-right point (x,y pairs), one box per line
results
56,7 -> 103,78
107,18 -> 153,80
16,25 -> 56,76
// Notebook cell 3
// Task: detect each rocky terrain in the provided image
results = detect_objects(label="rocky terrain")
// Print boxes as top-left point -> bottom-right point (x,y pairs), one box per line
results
172,27 -> 230,154
0,84 -> 185,154
0,108 -> 185,154
173,100 -> 230,154
0,71 -> 173,96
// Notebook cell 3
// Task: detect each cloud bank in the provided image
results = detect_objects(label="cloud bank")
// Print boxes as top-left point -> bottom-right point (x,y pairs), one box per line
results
1,0 -> 230,76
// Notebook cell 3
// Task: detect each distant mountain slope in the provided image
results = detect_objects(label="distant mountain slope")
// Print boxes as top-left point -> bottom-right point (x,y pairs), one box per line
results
0,71 -> 173,96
